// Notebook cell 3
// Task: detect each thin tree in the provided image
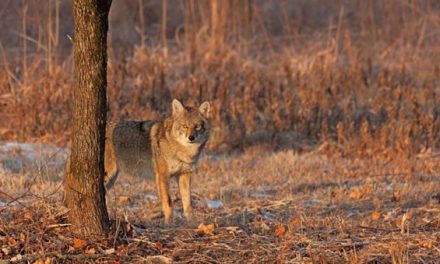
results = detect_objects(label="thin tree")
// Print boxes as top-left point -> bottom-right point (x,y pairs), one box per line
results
64,0 -> 112,237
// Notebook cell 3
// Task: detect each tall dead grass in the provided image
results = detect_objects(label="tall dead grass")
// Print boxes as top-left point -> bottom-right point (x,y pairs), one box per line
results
1,0 -> 440,157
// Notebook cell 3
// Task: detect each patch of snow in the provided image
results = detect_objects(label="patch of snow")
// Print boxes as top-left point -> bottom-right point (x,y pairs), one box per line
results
144,193 -> 158,201
206,199 -> 223,209
251,192 -> 274,199
0,141 -> 68,177
299,198 -> 323,207
385,183 -> 393,191
262,211 -> 276,220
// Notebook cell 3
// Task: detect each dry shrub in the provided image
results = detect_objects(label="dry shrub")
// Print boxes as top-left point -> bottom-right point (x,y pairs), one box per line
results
1,0 -> 440,157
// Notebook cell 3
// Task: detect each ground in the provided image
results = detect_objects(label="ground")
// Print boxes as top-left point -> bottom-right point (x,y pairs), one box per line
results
1,1 -> 440,263
1,143 -> 440,263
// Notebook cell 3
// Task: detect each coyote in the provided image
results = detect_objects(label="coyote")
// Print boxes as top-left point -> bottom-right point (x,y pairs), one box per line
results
105,99 -> 211,224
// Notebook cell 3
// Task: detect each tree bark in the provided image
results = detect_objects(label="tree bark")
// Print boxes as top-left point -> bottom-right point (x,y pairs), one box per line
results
64,0 -> 112,238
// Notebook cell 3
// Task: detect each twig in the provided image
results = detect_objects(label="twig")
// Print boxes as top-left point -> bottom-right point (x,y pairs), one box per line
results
0,189 -> 33,212
123,237 -> 157,247
0,252 -> 114,264
44,223 -> 71,232
357,225 -> 400,232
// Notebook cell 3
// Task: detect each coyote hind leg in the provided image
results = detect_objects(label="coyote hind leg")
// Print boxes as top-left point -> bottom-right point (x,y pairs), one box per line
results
104,167 -> 119,189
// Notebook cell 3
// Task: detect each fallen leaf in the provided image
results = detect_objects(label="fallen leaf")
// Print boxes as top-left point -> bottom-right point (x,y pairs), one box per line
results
392,191 -> 401,202
67,246 -> 75,253
33,259 -> 47,264
349,188 -> 363,200
274,225 -> 287,237
19,233 -> 26,243
422,241 -> 433,248
231,193 -> 241,201
289,216 -> 302,226
1,247 -> 10,256
197,223 -> 215,236
104,248 -> 116,255
371,211 -> 381,221
8,238 -> 16,246
73,238 -> 87,249
11,254 -> 23,262
288,217 -> 302,232
373,198 -> 382,208
207,193 -> 217,200
226,226 -> 240,234
117,196 -> 131,205
155,241 -> 164,254
405,166 -> 416,180
117,245 -> 129,256
23,210 -> 33,220
256,221 -> 270,231
125,223 -> 132,234
145,255 -> 172,264
85,247 -> 96,254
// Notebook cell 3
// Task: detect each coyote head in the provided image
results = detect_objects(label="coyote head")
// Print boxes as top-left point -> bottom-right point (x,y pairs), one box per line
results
171,99 -> 211,146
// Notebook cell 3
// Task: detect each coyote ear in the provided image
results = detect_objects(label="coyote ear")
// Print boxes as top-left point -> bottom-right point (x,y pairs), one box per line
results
199,101 -> 211,118
172,99 -> 185,116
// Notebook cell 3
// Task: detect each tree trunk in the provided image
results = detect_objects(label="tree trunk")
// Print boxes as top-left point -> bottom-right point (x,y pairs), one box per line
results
64,0 -> 112,238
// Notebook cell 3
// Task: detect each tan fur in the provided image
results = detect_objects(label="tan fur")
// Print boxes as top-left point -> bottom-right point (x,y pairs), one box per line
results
104,99 -> 211,224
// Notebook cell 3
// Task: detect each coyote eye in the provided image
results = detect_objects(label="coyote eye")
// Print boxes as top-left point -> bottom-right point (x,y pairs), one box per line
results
195,122 -> 204,130
182,125 -> 189,129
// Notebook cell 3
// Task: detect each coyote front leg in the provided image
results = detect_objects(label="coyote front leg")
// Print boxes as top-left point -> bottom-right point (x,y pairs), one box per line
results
156,164 -> 173,224
178,173 -> 192,221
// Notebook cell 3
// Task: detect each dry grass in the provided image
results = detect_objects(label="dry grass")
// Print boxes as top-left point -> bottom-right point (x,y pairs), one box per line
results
1,0 -> 440,263
1,0 -> 440,155
1,148 -> 440,263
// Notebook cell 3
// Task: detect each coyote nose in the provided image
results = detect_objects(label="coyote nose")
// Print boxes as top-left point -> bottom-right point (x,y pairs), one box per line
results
188,135 -> 195,141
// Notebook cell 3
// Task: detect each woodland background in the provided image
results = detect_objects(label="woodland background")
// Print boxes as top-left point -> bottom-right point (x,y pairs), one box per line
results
1,1 -> 440,263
